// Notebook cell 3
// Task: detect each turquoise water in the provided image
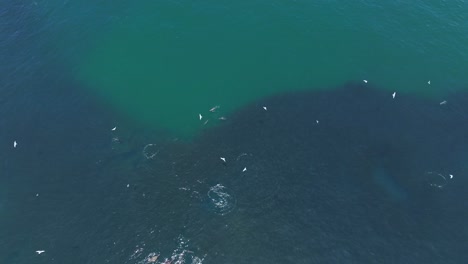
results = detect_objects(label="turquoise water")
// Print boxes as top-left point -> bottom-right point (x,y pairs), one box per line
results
20,0 -> 467,136
1,1 -> 468,263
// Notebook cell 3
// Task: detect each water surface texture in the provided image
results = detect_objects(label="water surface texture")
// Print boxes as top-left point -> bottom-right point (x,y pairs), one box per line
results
1,1 -> 468,264
75,0 -> 468,135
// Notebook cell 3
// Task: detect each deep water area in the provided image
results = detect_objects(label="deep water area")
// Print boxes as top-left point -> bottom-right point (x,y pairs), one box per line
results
2,81 -> 467,264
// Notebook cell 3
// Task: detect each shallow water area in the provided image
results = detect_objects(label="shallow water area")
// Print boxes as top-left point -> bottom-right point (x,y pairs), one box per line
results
75,0 -> 468,135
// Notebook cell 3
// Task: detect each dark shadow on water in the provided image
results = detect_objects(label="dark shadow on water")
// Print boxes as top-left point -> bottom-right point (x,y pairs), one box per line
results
2,80 -> 468,264
180,82 -> 468,264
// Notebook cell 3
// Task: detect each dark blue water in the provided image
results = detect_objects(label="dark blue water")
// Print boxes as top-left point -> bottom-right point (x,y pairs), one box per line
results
2,2 -> 468,264
3,76 -> 468,263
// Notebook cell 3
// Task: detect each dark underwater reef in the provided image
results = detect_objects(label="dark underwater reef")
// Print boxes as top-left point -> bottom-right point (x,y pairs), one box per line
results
176,82 -> 468,263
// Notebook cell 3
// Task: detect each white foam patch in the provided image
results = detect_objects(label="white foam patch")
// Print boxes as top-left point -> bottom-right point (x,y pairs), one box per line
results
130,235 -> 206,264
207,184 -> 236,216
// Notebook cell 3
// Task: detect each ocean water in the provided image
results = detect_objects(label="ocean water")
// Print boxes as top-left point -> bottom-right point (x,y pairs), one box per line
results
75,0 -> 468,135
1,1 -> 468,263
